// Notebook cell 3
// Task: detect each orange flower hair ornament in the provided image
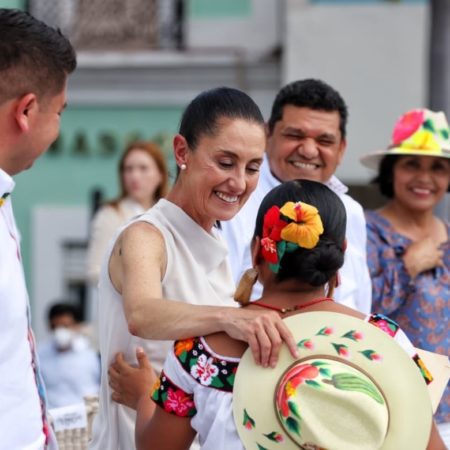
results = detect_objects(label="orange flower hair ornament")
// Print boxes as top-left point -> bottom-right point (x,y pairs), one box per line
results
260,201 -> 324,273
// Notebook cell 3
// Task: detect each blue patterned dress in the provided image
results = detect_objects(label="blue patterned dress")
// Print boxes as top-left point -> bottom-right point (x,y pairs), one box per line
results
365,210 -> 449,423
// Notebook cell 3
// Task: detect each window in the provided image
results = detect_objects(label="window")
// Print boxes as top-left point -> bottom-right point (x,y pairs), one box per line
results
29,0 -> 185,50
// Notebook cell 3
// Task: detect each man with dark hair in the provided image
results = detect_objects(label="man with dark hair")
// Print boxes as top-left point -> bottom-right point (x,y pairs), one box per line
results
221,79 -> 372,313
38,302 -> 100,409
0,8 -> 76,449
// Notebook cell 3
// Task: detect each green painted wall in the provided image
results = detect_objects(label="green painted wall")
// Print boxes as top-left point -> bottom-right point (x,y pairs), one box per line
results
0,0 -> 25,8
189,0 -> 251,18
13,105 -> 184,290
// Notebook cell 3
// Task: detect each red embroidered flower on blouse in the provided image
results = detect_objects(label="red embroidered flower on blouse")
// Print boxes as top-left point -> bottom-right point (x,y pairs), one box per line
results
164,388 -> 195,417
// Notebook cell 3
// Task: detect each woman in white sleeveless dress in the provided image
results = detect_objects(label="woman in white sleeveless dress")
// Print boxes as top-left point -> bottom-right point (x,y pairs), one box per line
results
89,87 -> 298,450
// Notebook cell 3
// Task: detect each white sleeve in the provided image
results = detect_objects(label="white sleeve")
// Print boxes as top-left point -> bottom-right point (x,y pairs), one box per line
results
335,195 -> 372,314
161,348 -> 196,394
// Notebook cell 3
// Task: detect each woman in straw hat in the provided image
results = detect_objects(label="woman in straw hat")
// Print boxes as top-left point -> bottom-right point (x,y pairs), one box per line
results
361,108 -> 450,436
125,179 -> 444,449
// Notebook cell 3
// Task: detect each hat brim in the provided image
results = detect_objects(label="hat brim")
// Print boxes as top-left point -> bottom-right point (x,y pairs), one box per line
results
233,311 -> 432,450
360,147 -> 450,171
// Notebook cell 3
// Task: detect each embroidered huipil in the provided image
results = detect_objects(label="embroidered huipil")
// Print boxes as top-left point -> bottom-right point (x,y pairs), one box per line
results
220,155 -> 372,313
152,314 -> 430,450
366,210 -> 449,423
0,168 -> 55,449
90,199 -> 236,450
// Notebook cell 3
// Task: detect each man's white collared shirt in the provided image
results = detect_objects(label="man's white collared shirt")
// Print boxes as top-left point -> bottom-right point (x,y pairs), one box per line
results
0,167 -> 46,449
220,156 -> 372,313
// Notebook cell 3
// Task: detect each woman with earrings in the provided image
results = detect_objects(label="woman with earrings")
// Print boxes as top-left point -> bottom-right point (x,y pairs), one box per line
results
361,108 -> 450,442
115,180 -> 443,450
89,87 -> 299,450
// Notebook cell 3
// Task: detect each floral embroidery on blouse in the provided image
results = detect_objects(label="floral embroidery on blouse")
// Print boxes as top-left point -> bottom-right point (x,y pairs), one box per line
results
368,313 -> 432,384
367,313 -> 399,338
0,192 -> 10,208
365,210 -> 449,422
175,337 -> 238,392
151,370 -> 196,418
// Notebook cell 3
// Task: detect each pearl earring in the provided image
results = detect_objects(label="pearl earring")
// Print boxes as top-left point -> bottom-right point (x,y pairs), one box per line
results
180,163 -> 187,170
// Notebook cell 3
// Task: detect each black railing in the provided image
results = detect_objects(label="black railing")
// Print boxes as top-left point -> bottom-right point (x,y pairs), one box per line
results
28,0 -> 185,51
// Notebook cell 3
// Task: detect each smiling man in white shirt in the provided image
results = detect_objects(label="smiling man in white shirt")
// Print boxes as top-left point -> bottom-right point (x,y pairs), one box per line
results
0,9 -> 76,449
221,79 -> 372,313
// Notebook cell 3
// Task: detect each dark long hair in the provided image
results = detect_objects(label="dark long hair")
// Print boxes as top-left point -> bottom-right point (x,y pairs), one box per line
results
254,180 -> 346,287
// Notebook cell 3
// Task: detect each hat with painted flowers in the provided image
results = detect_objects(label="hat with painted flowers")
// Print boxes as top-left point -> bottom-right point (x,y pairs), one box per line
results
361,108 -> 450,171
233,311 -> 433,450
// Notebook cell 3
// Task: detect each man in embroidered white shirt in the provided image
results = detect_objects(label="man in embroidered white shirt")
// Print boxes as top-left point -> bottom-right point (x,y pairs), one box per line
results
0,9 -> 76,449
221,79 -> 372,313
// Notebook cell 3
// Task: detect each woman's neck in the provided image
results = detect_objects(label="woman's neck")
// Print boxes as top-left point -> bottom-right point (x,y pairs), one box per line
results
249,281 -> 328,314
379,200 -> 440,241
167,184 -> 215,232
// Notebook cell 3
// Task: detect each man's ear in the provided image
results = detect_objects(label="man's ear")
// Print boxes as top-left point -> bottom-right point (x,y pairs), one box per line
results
336,137 -> 347,166
14,93 -> 37,133
173,134 -> 189,168
264,122 -> 271,139
342,238 -> 347,252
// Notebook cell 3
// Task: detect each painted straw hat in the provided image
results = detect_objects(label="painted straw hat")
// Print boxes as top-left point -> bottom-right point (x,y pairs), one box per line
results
360,108 -> 450,171
233,311 -> 432,450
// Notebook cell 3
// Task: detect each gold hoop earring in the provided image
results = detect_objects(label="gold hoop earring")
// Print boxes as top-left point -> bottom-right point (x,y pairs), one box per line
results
234,268 -> 258,305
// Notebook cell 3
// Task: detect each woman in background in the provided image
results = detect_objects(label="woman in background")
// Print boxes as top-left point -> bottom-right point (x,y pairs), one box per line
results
86,141 -> 169,284
361,108 -> 450,440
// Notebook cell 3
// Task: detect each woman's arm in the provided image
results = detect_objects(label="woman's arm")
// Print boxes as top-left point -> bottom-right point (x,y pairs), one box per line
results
113,221 -> 298,368
427,421 -> 446,450
366,221 -> 412,315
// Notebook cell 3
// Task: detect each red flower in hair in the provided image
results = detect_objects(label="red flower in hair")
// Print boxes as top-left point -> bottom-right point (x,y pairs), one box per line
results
260,206 -> 288,264
263,206 -> 287,240
261,237 -> 278,264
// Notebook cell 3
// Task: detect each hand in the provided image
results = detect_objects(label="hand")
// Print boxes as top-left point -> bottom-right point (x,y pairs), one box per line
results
222,308 -> 298,368
403,237 -> 443,278
108,347 -> 157,410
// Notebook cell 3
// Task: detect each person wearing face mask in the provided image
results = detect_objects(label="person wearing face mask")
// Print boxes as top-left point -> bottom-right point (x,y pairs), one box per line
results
86,141 -> 169,286
38,303 -> 100,409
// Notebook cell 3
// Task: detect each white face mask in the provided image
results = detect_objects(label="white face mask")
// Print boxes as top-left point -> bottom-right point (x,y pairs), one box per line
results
53,327 -> 73,350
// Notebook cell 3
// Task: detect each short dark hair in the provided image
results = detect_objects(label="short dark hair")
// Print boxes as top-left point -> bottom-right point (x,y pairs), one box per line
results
254,180 -> 346,286
372,155 -> 399,198
0,8 -> 77,103
48,302 -> 81,324
179,86 -> 265,150
267,79 -> 348,138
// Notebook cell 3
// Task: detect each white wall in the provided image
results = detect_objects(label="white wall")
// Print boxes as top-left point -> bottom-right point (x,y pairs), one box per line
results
284,0 -> 429,184
32,206 -> 89,342
187,0 -> 280,61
